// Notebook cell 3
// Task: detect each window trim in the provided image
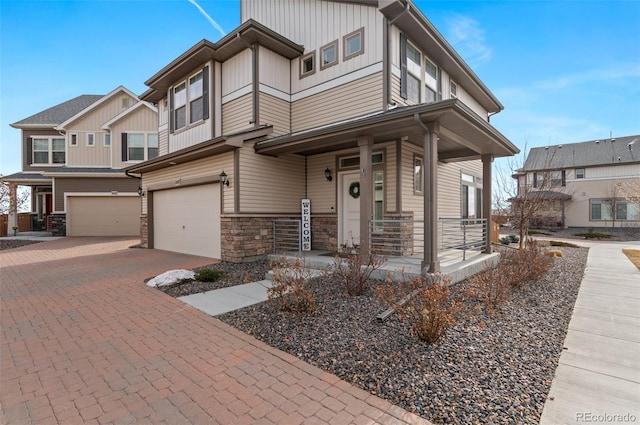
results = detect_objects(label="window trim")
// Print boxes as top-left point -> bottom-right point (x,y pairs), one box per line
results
169,66 -> 209,133
343,27 -> 364,61
450,80 -> 458,98
575,168 -> 585,179
69,133 -> 78,147
104,133 -> 111,147
87,133 -> 95,147
188,70 -> 204,125
461,172 -> 482,219
413,155 -> 423,195
300,51 -> 316,78
121,132 -> 159,162
32,136 -> 66,165
320,40 -> 338,70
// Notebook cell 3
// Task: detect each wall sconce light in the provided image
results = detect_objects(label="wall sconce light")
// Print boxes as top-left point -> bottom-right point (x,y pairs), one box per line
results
219,171 -> 230,187
324,167 -> 333,182
137,186 -> 145,197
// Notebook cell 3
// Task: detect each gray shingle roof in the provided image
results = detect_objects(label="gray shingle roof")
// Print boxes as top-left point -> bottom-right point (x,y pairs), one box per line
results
11,95 -> 104,127
524,135 -> 640,170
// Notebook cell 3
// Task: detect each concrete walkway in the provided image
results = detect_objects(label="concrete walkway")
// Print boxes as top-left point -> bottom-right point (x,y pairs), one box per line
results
1,237 -> 431,424
179,280 -> 273,316
540,241 -> 640,424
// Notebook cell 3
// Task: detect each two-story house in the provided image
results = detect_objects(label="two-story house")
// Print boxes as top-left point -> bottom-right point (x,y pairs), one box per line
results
126,0 -> 519,273
2,86 -> 158,236
513,135 -> 640,229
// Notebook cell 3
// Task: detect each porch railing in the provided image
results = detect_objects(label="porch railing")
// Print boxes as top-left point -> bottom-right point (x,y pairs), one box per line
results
273,218 -> 302,257
369,218 -> 487,260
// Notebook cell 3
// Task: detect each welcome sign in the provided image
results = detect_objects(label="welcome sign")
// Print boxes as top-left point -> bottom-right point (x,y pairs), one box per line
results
301,198 -> 311,251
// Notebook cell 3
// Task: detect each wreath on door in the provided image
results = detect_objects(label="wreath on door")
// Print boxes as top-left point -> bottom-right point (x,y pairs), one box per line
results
349,181 -> 360,198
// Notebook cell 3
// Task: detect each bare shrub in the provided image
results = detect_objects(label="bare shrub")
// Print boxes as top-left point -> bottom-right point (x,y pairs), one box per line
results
467,265 -> 512,314
378,273 -> 462,343
267,257 -> 315,313
502,238 -> 552,289
332,250 -> 387,296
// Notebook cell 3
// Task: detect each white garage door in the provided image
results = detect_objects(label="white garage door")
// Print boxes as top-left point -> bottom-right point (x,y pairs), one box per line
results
153,184 -> 221,258
67,196 -> 140,236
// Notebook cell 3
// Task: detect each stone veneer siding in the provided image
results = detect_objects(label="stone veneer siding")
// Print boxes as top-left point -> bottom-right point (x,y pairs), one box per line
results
311,215 -> 338,252
50,213 -> 67,236
140,215 -> 148,248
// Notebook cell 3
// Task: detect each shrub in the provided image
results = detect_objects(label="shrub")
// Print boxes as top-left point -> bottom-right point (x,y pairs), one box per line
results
499,236 -> 511,245
194,268 -> 223,282
378,273 -> 462,343
550,240 -> 579,248
467,263 -> 513,314
332,250 -> 387,296
508,234 -> 520,244
573,232 -> 612,239
267,257 -> 315,313
501,239 -> 552,289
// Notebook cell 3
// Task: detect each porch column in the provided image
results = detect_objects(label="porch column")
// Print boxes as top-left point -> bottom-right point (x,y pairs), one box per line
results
423,126 -> 439,273
358,136 -> 373,259
482,154 -> 494,253
7,183 -> 18,235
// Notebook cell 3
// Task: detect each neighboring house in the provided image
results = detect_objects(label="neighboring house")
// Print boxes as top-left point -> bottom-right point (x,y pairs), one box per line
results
2,86 -> 158,236
126,0 -> 519,272
513,135 -> 640,229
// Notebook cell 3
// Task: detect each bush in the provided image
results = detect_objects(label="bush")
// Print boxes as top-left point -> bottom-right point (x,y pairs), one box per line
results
550,240 -> 579,248
467,265 -> 512,314
499,236 -> 511,245
194,268 -> 223,282
332,250 -> 386,296
267,257 -> 315,313
508,234 -> 520,244
502,239 -> 552,289
574,232 -> 612,239
378,273 -> 462,343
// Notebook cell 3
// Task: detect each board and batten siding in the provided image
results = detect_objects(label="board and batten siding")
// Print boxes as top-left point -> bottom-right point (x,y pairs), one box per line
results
222,94 -> 253,135
242,0 -> 383,94
54,177 -> 138,212
222,49 -> 252,98
66,93 -> 137,132
259,93 -> 290,137
141,153 -> 234,215
291,72 -> 383,132
66,132 -> 111,167
110,106 -> 159,169
259,46 -> 290,94
238,144 -> 305,213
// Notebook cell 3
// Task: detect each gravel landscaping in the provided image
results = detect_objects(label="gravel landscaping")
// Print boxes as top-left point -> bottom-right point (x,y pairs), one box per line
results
213,246 -> 588,425
0,239 -> 44,251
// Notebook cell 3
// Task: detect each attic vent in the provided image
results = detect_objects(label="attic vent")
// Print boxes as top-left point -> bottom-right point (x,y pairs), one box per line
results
611,138 -> 616,142
595,140 -> 600,144
122,97 -> 130,108
558,145 -> 562,148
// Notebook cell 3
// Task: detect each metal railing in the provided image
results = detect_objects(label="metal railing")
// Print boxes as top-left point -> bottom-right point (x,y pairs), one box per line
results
273,219 -> 302,257
369,218 -> 487,261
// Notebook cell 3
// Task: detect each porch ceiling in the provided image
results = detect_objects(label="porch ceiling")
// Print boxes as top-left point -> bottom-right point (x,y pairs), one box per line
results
255,100 -> 519,161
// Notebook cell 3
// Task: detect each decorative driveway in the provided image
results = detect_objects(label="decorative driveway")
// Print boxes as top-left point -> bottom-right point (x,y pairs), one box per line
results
1,237 -> 430,424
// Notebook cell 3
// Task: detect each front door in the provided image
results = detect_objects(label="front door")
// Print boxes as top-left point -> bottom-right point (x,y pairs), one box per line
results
339,171 -> 360,248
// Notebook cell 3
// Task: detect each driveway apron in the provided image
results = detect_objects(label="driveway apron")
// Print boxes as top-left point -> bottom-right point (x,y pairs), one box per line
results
1,237 -> 430,424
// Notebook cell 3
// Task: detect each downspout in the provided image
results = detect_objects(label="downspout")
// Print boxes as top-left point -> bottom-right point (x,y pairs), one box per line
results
386,2 -> 410,109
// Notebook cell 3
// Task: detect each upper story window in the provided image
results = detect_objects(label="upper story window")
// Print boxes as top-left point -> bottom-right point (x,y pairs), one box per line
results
104,133 -> 111,147
87,133 -> 95,147
407,74 -> 421,104
32,137 -> 65,165
70,133 -> 78,147
320,40 -> 338,70
550,170 -> 566,187
450,81 -> 458,98
343,27 -> 364,60
122,132 -> 159,162
300,51 -> 316,78
170,66 -> 209,133
401,34 -> 441,105
576,168 -> 585,179
425,58 -> 437,103
407,43 -> 421,75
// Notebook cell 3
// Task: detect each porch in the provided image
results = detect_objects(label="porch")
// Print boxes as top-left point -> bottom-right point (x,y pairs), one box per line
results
273,217 -> 500,283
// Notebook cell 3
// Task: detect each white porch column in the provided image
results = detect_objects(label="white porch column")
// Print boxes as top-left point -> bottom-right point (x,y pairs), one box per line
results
482,154 -> 494,253
7,183 -> 18,235
358,136 -> 373,259
423,126 -> 439,273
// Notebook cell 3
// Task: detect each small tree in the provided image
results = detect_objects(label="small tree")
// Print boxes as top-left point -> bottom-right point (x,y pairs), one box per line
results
0,182 -> 30,215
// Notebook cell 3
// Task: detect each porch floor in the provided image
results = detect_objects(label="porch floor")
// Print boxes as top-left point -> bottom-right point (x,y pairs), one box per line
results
269,248 -> 500,284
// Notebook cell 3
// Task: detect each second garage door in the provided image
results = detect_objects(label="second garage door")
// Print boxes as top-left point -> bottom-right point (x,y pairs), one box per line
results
67,196 -> 140,236
153,184 -> 221,259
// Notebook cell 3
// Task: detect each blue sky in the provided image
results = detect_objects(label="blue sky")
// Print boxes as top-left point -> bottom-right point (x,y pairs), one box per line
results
1,0 -> 639,177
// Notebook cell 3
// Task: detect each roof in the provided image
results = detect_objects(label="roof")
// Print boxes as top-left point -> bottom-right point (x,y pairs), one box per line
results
524,135 -> 640,170
514,191 -> 572,201
10,95 -> 104,128
1,168 -> 126,184
56,86 -> 138,130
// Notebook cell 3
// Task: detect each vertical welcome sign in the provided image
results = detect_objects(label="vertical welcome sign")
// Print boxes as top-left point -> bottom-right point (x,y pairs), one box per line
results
301,198 -> 311,251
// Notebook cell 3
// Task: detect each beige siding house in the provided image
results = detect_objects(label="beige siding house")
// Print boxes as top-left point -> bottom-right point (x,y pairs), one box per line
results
514,135 -> 640,229
127,0 -> 518,272
3,87 -> 158,236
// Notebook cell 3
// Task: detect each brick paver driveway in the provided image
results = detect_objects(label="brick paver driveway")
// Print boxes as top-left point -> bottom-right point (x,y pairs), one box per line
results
1,237 -> 430,424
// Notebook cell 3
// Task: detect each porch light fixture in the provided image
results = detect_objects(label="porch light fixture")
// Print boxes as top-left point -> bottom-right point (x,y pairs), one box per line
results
219,171 -> 230,187
137,186 -> 145,197
324,167 -> 333,182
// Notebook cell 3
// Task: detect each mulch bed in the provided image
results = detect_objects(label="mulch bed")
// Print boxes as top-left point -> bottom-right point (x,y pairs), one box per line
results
0,239 -> 44,251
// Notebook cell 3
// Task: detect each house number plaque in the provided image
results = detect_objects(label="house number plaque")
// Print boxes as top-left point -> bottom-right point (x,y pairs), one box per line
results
301,198 -> 311,251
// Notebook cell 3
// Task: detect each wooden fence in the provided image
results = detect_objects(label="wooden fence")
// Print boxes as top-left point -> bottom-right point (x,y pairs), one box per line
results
0,213 -> 32,237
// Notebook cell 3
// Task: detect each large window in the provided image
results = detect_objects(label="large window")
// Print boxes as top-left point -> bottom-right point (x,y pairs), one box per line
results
401,35 -> 440,104
461,173 -> 482,219
591,198 -> 640,221
32,137 -> 65,165
122,133 -> 159,162
170,67 -> 208,133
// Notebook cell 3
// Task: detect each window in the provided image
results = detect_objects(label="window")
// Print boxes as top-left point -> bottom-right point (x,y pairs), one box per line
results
169,66 -> 209,133
343,27 -> 364,60
407,74 -> 421,104
300,52 -> 316,78
425,58 -> 437,103
339,152 -> 384,169
320,40 -> 338,70
87,133 -> 95,147
70,133 -> 78,147
450,81 -> 458,98
122,133 -> 159,162
425,87 -> 436,103
414,156 -> 423,194
406,43 -> 421,75
461,173 -> 482,219
104,133 -> 111,147
576,168 -> 585,179
591,199 -> 640,221
373,171 -> 384,231
550,170 -> 565,187
425,58 -> 437,80
32,137 -> 65,165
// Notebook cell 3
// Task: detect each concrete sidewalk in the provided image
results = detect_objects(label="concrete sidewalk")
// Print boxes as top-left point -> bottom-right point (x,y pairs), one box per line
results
179,280 -> 273,316
540,241 -> 640,424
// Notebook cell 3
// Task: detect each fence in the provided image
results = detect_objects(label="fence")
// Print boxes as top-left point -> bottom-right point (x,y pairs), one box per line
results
0,213 -> 32,237
272,219 -> 301,257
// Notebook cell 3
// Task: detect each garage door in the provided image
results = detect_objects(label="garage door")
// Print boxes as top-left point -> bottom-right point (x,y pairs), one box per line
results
67,196 -> 140,236
153,184 -> 221,258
